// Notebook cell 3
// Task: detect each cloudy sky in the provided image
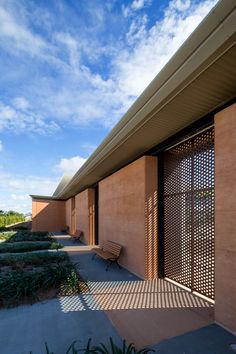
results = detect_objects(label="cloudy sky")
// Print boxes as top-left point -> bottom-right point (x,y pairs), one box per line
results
0,0 -> 218,213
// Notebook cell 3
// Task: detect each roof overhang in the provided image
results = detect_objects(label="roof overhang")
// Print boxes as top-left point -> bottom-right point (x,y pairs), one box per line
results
54,0 -> 236,200
30,195 -> 65,202
52,174 -> 74,197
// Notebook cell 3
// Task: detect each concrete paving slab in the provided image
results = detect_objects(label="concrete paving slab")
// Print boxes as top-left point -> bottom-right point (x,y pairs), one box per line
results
66,251 -> 214,348
52,234 -> 80,247
52,235 -> 98,252
0,244 -> 233,354
107,307 -> 214,348
152,324 -> 236,354
0,297 -> 121,354
69,251 -> 139,282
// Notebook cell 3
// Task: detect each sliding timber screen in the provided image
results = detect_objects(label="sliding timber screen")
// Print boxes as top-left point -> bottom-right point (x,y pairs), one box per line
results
163,128 -> 215,299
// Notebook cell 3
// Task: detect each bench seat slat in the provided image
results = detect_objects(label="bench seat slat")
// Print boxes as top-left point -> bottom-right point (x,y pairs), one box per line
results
92,240 -> 122,269
94,248 -> 118,260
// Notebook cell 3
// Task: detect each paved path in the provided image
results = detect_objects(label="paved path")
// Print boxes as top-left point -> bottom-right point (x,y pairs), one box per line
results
68,251 -> 236,353
52,234 -> 97,252
152,324 -> 236,354
0,297 -> 121,354
0,235 -> 235,354
68,251 -> 214,348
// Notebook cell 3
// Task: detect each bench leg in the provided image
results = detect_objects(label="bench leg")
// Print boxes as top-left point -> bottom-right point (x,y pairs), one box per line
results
92,253 -> 96,260
106,260 -> 113,271
106,259 -> 121,271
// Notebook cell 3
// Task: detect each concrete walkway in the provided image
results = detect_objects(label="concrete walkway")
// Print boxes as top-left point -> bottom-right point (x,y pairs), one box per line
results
0,297 -> 121,354
68,251 -> 214,348
152,324 -> 236,354
52,234 -> 97,252
0,235 -> 235,354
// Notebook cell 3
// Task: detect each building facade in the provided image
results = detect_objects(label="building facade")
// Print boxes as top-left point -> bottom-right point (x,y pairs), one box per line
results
31,0 -> 236,334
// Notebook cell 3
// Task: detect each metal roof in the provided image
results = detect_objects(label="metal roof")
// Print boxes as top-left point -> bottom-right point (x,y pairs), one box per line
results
30,195 -> 64,201
52,174 -> 74,197
51,0 -> 236,200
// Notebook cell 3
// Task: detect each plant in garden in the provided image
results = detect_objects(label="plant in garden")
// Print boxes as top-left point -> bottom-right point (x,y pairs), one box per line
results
0,230 -> 51,242
28,338 -> 154,354
0,241 -> 62,253
0,262 -> 84,307
0,251 -> 68,267
0,210 -> 25,227
87,338 -> 154,354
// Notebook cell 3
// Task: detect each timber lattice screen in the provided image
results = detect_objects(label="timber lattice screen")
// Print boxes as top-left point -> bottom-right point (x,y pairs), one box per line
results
164,128 -> 215,299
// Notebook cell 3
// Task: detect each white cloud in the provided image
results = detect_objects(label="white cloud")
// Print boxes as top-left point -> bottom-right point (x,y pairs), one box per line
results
131,0 -> 151,11
122,0 -> 152,17
44,0 -> 218,129
12,97 -> 30,111
81,143 -> 97,155
11,193 -> 30,200
121,5 -> 130,18
55,32 -> 80,73
0,0 -> 218,133
0,171 -> 59,213
0,0 -> 219,214
56,156 -> 87,174
126,14 -> 148,45
170,0 -> 191,12
0,5 -> 47,57
0,140 -> 3,151
0,100 -> 59,134
114,0 -> 218,101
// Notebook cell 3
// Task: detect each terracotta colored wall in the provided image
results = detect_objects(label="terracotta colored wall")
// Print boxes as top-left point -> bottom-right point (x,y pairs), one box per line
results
32,199 -> 66,232
75,188 -> 95,245
65,198 -> 72,232
99,156 -> 157,279
215,103 -> 236,334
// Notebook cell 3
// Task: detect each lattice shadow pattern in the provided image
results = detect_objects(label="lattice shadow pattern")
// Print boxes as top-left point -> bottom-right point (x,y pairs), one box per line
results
59,278 -> 213,312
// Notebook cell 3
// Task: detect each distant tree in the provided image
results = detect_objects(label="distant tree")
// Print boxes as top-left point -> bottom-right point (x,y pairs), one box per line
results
0,210 -> 25,227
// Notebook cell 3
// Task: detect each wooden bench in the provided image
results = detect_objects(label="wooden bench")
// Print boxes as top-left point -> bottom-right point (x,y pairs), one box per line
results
92,240 -> 122,271
71,230 -> 84,242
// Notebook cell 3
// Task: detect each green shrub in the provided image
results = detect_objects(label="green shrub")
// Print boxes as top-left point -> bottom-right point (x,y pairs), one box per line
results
0,241 -> 62,253
11,225 -> 29,230
0,251 -> 69,266
0,230 -> 51,242
28,338 -> 154,354
0,211 -> 25,227
0,231 -> 15,240
0,262 -> 84,307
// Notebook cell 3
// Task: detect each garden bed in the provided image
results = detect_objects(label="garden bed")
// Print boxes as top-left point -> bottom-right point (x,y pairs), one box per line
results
0,229 -> 83,307
0,251 -> 86,307
0,230 -> 51,242
0,229 -> 63,253
0,241 -> 62,253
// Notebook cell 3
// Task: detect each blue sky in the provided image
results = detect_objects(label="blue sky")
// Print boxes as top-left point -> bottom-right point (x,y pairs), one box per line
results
0,0 -> 218,213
